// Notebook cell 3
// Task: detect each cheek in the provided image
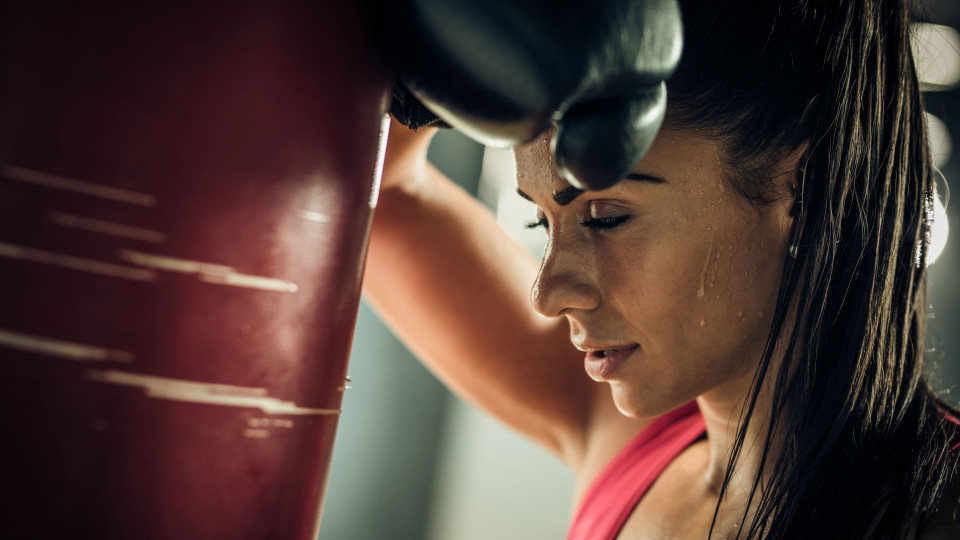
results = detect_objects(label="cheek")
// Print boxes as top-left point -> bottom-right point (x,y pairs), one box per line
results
597,235 -> 712,350
702,218 -> 786,352
593,211 -> 785,354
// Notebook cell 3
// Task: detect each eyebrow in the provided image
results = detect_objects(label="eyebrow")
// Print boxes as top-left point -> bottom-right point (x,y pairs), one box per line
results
516,172 -> 666,205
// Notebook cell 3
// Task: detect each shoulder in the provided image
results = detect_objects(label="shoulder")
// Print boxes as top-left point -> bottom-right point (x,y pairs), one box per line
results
918,474 -> 960,539
917,514 -> 960,540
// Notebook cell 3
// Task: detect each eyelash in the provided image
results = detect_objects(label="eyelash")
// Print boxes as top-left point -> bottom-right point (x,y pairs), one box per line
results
524,216 -> 630,231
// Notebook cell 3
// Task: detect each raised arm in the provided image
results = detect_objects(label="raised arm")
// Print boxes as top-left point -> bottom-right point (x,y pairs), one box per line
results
363,120 -> 597,463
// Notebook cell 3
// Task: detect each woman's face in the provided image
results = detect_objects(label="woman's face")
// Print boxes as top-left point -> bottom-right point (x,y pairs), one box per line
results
515,127 -> 795,418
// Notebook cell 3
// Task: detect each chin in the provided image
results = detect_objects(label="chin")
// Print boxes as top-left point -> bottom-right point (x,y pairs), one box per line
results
609,382 -> 690,420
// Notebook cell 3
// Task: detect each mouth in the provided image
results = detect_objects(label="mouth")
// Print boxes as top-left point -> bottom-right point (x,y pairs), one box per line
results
577,343 -> 639,381
589,347 -> 631,358
574,341 -> 638,354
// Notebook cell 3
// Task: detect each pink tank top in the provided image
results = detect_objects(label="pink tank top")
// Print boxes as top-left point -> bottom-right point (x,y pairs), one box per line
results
567,401 -> 706,540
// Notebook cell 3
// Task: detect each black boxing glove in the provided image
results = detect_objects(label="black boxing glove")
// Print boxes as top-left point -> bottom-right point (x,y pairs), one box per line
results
390,81 -> 449,130
372,0 -> 683,190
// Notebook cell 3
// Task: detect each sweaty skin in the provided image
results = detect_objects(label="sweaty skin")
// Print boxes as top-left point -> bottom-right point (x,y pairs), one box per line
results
366,119 -> 808,538
515,128 -> 798,537
516,127 -> 794,421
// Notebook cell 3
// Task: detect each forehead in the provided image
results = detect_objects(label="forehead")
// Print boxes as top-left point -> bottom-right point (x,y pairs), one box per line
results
513,128 -> 565,189
513,127 -> 726,194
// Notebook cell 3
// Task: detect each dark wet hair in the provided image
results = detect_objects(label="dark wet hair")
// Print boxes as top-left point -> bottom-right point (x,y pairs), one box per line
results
668,0 -> 958,537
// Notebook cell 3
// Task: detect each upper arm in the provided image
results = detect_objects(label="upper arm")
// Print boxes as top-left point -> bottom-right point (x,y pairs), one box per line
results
364,161 -> 601,465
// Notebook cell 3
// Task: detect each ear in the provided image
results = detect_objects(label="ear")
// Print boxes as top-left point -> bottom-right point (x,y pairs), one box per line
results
771,141 -> 810,251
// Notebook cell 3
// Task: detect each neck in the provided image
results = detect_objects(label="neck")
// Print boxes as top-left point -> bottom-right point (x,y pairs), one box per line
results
696,366 -> 780,503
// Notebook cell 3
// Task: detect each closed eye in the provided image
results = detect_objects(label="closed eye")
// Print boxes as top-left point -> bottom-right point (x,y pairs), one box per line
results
581,216 -> 630,230
525,216 -> 630,231
524,217 -> 549,230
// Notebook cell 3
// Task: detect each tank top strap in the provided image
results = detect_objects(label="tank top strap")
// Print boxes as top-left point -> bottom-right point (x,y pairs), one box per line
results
567,401 -> 706,540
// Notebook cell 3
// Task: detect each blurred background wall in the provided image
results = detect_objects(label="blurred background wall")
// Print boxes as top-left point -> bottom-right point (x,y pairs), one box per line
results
318,6 -> 960,539
920,3 -> 960,392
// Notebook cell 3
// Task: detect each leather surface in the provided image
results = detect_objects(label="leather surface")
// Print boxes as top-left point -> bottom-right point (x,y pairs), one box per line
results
375,0 -> 683,190
0,1 -> 390,537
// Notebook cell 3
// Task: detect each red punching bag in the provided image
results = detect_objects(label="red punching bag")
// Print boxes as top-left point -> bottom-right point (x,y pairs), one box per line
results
0,1 -> 390,538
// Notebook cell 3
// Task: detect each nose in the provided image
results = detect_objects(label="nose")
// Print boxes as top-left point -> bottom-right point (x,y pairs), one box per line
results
530,237 -> 601,317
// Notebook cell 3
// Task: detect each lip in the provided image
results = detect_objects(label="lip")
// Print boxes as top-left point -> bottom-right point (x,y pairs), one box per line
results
580,343 -> 639,382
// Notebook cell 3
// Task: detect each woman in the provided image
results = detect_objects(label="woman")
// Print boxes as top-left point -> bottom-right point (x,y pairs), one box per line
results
363,0 -> 960,537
